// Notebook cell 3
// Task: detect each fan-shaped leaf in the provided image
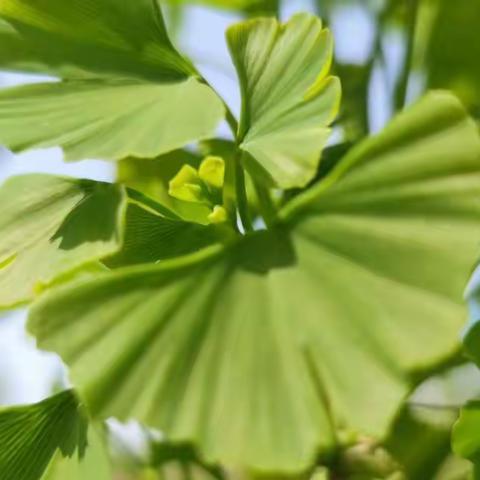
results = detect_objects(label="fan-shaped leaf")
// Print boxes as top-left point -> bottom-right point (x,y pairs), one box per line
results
0,0 -> 225,161
105,198 -> 229,268
227,13 -> 341,189
0,0 -> 193,79
0,174 -> 126,308
0,78 -> 224,162
28,92 -> 480,474
0,390 -> 87,480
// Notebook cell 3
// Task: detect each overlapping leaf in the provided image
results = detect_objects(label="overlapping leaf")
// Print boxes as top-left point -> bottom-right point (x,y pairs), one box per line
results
27,92 -> 480,474
227,13 -> 341,189
0,174 -> 126,308
0,0 -> 224,161
0,390 -> 87,480
41,428 -> 112,480
0,0 -> 193,79
105,195 -> 228,268
0,78 -> 224,161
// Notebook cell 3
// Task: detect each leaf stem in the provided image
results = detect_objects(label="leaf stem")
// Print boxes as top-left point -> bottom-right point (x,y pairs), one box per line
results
235,153 -> 253,233
253,180 -> 276,228
199,75 -> 256,234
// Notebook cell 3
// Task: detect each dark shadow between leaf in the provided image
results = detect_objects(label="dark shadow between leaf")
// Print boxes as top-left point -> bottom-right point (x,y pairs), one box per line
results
51,183 -> 121,250
234,226 -> 297,274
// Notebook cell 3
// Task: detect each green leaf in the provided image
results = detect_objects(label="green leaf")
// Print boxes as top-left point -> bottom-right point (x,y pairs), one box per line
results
0,390 -> 88,480
0,0 -> 193,79
0,174 -> 126,308
227,13 -> 341,189
105,199 -> 229,268
452,402 -> 480,478
41,427 -> 112,480
0,18 -> 34,72
335,64 -> 370,140
28,92 -> 480,474
0,78 -> 224,162
426,0 -> 480,116
0,0 -> 225,161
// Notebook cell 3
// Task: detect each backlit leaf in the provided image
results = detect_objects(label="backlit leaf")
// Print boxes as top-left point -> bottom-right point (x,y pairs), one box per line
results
28,92 -> 480,474
227,13 -> 341,189
0,78 -> 224,162
0,0 -> 224,161
0,390 -> 87,480
0,0 -> 194,79
105,198 -> 229,268
41,428 -> 112,480
0,174 -> 126,308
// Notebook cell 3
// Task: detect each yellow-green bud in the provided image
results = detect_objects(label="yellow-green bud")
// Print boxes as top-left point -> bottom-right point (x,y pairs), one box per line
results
208,205 -> 228,224
168,165 -> 206,204
199,156 -> 225,189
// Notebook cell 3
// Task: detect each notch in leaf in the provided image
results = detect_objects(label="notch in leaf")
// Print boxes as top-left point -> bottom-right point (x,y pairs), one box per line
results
227,13 -> 341,189
0,174 -> 126,309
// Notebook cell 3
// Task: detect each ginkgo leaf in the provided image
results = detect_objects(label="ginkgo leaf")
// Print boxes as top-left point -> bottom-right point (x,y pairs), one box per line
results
227,13 -> 341,189
0,174 -> 126,308
105,198 -> 230,268
0,18 -> 33,72
0,78 -> 225,162
28,92 -> 480,474
0,0 -> 194,79
452,401 -> 480,478
0,0 -> 225,161
0,390 -> 88,480
41,428 -> 112,480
